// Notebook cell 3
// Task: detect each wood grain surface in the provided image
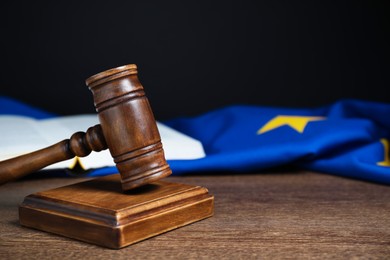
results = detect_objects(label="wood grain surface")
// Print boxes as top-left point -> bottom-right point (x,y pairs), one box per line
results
1,170 -> 390,259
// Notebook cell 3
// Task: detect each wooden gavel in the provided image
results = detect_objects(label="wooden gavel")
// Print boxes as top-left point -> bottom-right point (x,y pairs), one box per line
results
0,64 -> 172,190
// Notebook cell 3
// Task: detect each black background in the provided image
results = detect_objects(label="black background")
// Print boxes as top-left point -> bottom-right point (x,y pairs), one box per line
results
1,1 -> 389,120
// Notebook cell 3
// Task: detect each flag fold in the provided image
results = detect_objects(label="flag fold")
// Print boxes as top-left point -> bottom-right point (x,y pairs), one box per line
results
165,99 -> 390,184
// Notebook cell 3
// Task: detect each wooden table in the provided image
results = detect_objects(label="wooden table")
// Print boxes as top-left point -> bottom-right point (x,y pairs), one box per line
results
1,170 -> 390,259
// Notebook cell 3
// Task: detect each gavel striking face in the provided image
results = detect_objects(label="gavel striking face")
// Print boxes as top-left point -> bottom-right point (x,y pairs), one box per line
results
0,64 -> 172,190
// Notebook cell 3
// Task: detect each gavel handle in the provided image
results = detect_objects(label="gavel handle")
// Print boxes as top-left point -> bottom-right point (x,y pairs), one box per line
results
0,125 -> 107,185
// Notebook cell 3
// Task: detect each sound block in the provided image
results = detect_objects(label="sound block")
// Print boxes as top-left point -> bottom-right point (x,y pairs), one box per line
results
19,174 -> 214,249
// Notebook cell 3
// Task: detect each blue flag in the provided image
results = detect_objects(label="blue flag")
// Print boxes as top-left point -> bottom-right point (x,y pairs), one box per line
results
165,99 -> 390,184
1,96 -> 390,184
0,96 -> 55,119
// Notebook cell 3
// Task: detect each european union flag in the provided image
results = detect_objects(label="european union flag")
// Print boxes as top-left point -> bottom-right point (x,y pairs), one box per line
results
1,96 -> 390,184
165,99 -> 390,184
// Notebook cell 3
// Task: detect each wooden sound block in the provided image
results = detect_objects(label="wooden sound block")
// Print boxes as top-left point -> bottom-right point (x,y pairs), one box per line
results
19,174 -> 214,249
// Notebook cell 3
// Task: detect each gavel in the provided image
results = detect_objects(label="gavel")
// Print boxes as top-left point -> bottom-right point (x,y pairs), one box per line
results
0,64 -> 172,190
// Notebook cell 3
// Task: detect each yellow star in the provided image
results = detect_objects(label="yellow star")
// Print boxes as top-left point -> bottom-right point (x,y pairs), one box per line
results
257,115 -> 325,134
377,139 -> 390,167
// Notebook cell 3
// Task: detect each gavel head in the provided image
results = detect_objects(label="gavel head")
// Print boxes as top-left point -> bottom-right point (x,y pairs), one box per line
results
85,64 -> 172,191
